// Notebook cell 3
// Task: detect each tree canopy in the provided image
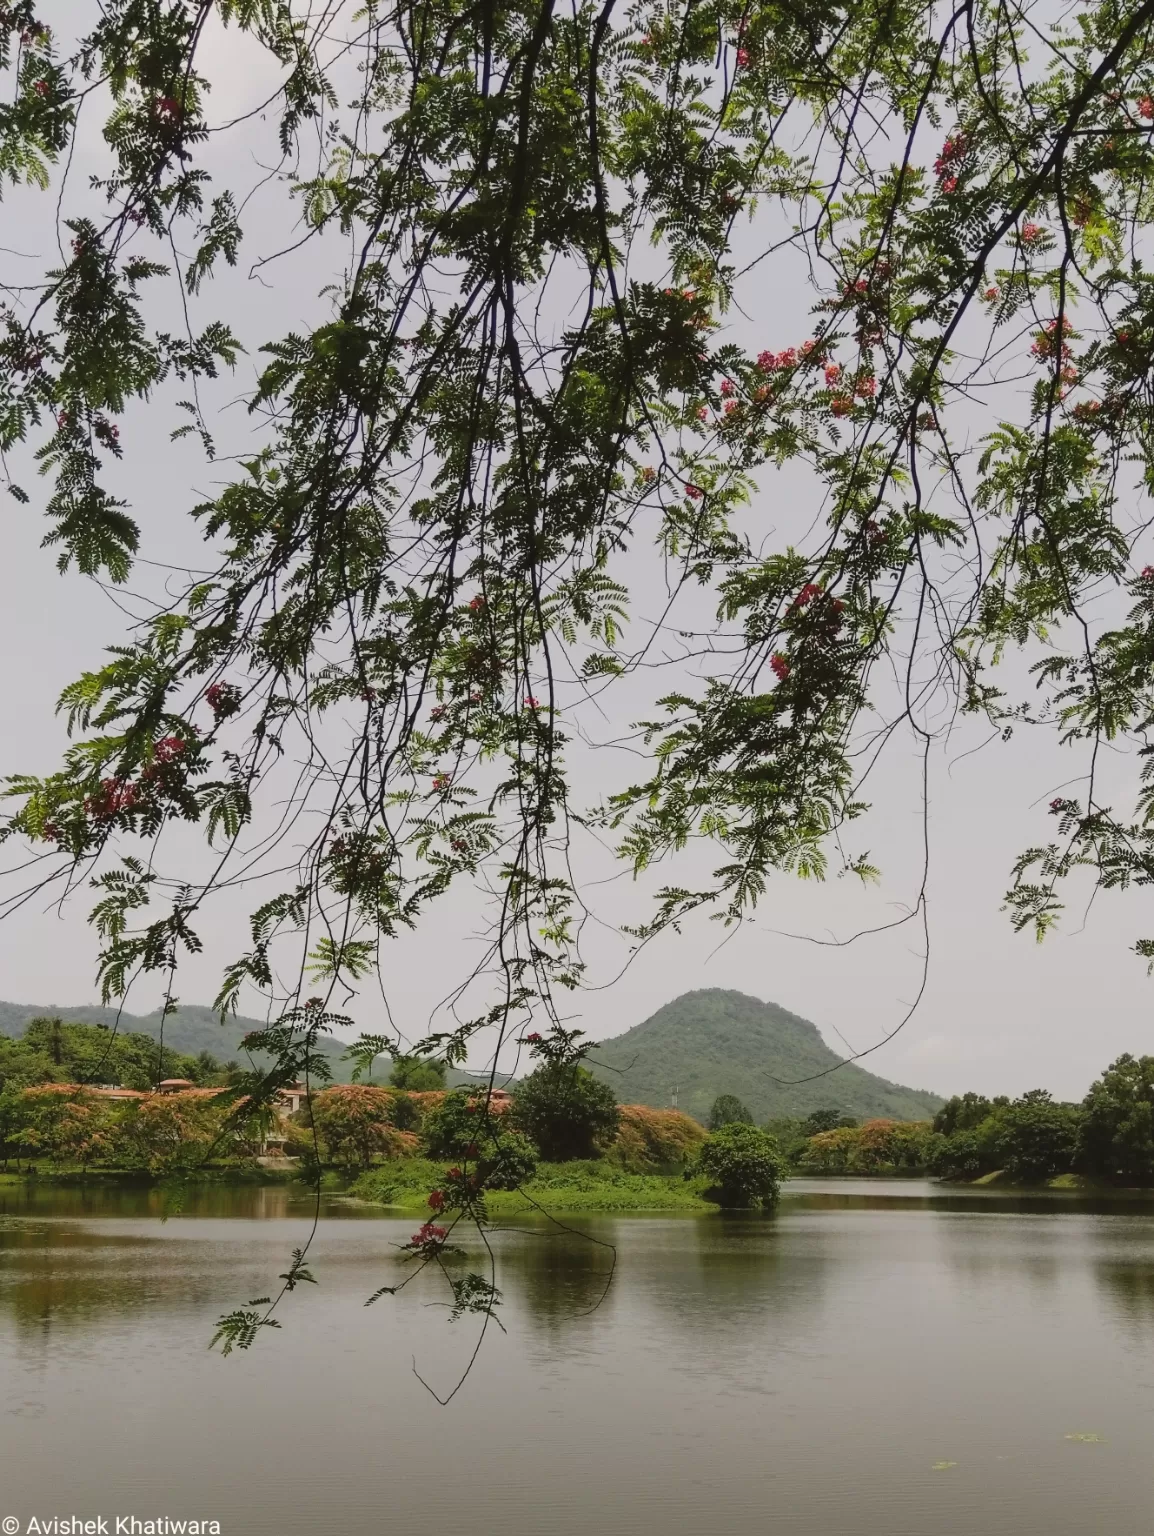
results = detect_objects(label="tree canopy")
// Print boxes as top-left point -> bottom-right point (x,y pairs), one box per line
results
7,0 -> 1154,1353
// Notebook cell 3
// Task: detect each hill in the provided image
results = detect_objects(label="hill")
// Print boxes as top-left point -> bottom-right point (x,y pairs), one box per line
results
587,989 -> 942,1124
0,1000 -> 491,1089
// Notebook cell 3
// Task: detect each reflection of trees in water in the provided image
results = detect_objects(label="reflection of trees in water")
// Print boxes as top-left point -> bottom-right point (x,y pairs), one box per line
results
492,1213 -> 829,1353
0,1222 -> 244,1339
488,1221 -> 619,1336
1095,1260 -> 1154,1333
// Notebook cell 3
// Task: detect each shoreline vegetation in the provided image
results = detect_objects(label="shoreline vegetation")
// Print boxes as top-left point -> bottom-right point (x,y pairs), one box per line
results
4,1017 -> 1154,1209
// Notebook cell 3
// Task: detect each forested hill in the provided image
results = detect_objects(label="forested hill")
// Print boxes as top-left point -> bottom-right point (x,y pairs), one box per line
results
0,1000 -> 488,1088
587,989 -> 942,1124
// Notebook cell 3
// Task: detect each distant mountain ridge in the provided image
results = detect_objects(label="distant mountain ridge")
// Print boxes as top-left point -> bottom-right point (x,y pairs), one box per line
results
588,988 -> 942,1124
0,1000 -> 489,1088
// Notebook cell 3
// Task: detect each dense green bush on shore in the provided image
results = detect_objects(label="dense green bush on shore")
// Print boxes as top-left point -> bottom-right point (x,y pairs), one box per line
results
696,1123 -> 787,1208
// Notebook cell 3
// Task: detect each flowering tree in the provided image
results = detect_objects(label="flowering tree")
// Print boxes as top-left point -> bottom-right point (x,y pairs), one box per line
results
309,1083 -> 415,1170
6,0 -> 1154,1353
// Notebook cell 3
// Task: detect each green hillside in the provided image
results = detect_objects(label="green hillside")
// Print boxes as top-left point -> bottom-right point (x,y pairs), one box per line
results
587,989 -> 942,1124
0,1000 -> 491,1089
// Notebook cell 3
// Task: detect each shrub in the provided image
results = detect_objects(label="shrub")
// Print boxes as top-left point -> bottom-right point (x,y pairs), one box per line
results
611,1105 -> 707,1171
511,1064 -> 619,1161
478,1129 -> 538,1190
696,1123 -> 787,1208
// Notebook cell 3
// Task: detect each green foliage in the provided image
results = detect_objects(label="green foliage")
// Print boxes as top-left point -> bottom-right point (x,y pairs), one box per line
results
708,1094 -> 753,1130
0,1014 -> 205,1092
353,1158 -> 715,1213
7,0 -> 1154,1186
388,1054 -> 447,1092
511,1065 -> 620,1163
933,1093 -> 1008,1136
1078,1055 -> 1154,1183
996,1091 -> 1081,1183
696,1123 -> 787,1208
421,1090 -> 490,1159
802,1107 -> 859,1136
588,992 -> 942,1124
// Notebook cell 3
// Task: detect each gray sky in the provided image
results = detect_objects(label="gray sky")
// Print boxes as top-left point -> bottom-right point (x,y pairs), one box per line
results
0,4 -> 1148,1104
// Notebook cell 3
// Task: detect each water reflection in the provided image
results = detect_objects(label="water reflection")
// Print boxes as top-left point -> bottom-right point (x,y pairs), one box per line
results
3,1180 -> 1154,1536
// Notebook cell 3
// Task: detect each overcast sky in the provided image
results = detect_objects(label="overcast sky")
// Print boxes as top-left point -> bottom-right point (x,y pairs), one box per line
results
0,4 -> 1149,1105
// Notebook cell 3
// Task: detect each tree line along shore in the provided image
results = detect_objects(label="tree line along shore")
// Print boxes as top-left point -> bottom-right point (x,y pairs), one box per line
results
3,1018 -> 1153,1203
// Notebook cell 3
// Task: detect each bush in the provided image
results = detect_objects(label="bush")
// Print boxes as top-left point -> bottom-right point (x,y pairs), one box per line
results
696,1123 -> 787,1208
511,1064 -> 619,1162
479,1129 -> 538,1190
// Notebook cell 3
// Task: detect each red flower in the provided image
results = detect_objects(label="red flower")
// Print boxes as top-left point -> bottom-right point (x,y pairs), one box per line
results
684,483 -> 703,500
432,774 -> 450,791
939,175 -> 958,194
795,583 -> 822,607
33,80 -> 49,97
824,363 -> 842,385
525,1031 -> 543,1044
1020,221 -> 1042,244
984,286 -> 999,301
524,696 -> 541,708
154,736 -> 185,763
756,349 -> 777,371
735,47 -> 749,67
855,375 -> 877,399
427,1189 -> 445,1210
1139,96 -> 1154,120
720,378 -> 735,397
1143,566 -> 1154,580
770,653 -> 791,681
697,405 -> 709,421
204,681 -> 241,719
469,594 -> 485,610
830,396 -> 853,417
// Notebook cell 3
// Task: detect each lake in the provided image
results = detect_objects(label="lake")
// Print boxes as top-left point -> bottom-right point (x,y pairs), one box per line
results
2,1178 -> 1154,1535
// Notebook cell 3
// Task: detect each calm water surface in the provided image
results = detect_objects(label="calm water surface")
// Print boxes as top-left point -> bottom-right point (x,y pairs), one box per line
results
2,1178 -> 1154,1535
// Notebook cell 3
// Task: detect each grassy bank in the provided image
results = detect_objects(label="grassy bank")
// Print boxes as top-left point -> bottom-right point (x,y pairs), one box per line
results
351,1158 -> 718,1213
